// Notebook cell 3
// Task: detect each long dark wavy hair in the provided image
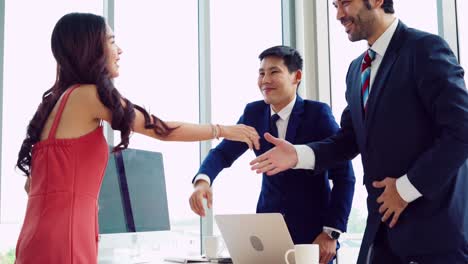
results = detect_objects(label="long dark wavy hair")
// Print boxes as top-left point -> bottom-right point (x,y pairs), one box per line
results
16,13 -> 173,176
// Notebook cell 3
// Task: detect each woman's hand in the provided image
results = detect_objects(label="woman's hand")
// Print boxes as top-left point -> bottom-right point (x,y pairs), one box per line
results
219,124 -> 260,150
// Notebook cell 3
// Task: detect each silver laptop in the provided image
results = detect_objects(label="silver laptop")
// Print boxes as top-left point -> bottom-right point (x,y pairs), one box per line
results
215,213 -> 295,264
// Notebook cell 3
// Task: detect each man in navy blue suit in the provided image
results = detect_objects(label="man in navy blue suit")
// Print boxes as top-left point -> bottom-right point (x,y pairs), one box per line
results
189,46 -> 355,264
251,1 -> 468,263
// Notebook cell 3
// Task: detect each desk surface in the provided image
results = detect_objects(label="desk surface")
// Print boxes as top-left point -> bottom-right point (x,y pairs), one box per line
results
98,231 -> 205,263
99,254 -> 212,264
98,248 -> 213,264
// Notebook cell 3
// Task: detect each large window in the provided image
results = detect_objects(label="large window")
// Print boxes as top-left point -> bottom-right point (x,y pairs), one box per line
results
109,0 -> 200,254
210,0 -> 282,222
327,1 -> 438,262
1,0 -> 103,254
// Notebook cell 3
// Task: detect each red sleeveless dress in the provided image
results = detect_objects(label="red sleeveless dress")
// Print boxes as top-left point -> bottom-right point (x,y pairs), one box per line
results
15,85 -> 109,263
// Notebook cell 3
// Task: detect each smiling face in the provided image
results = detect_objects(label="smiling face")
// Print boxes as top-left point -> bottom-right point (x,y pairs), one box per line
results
258,56 -> 301,112
105,25 -> 123,78
333,0 -> 377,42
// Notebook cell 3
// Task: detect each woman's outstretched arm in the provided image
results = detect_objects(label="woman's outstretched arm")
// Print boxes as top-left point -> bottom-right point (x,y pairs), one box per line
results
85,84 -> 260,149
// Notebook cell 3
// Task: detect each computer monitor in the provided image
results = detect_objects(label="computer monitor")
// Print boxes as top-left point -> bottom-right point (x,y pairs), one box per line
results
98,147 -> 170,234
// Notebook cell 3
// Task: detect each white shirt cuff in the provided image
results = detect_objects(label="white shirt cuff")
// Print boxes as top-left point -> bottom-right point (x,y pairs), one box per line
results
396,174 -> 422,203
293,145 -> 315,170
193,174 -> 211,187
323,226 -> 342,234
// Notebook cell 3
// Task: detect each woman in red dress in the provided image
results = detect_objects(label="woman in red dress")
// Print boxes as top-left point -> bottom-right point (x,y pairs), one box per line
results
14,13 -> 259,264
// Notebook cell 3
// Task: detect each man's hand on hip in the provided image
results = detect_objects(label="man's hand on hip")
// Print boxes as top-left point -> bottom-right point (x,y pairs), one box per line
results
374,177 -> 408,228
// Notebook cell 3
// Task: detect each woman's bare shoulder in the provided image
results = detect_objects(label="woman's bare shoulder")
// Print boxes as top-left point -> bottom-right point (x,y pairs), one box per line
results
71,84 -> 107,108
72,84 -> 111,122
73,84 -> 99,100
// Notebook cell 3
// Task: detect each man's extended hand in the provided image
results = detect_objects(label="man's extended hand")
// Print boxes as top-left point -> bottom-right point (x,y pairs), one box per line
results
189,180 -> 212,217
250,132 -> 298,175
373,177 -> 408,228
313,232 -> 336,264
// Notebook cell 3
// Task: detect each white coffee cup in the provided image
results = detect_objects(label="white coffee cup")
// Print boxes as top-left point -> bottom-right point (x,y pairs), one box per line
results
204,236 -> 224,258
284,244 -> 319,264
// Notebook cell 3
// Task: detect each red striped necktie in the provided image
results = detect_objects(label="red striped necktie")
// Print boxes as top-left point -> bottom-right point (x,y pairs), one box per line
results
361,49 -> 376,112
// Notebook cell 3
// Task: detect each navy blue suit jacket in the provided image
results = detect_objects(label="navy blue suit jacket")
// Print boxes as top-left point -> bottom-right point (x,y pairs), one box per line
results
196,96 -> 355,244
308,22 -> 468,262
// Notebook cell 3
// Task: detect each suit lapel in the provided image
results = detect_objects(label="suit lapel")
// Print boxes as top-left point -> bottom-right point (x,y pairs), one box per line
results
350,56 -> 368,148
365,22 -> 408,131
285,95 -> 304,143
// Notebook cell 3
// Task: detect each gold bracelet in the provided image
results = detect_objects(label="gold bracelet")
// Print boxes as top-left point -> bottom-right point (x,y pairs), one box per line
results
210,124 -> 217,139
215,124 -> 222,140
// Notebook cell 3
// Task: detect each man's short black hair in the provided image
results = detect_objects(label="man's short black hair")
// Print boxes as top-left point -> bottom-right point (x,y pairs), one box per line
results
364,0 -> 394,13
258,45 -> 303,73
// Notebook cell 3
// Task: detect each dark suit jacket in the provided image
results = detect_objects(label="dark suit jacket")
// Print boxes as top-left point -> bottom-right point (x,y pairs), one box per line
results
196,96 -> 355,244
308,22 -> 468,262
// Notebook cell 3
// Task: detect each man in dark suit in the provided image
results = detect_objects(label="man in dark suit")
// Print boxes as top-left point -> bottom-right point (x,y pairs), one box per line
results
251,1 -> 468,263
189,46 -> 355,264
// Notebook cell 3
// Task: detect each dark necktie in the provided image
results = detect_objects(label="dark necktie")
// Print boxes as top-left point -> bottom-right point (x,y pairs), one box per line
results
270,113 -> 280,138
361,49 -> 376,112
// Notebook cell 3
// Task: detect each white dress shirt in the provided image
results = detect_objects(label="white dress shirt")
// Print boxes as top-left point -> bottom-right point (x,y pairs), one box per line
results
294,18 -> 422,203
